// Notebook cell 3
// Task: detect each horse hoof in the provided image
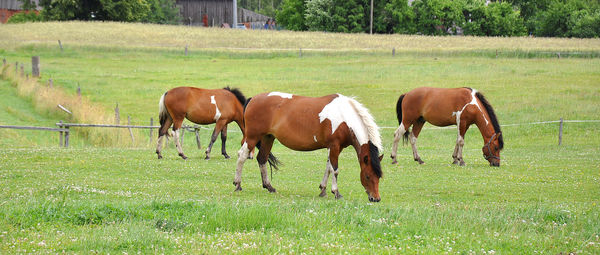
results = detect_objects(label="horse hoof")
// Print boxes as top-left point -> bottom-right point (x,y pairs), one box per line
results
319,189 -> 327,197
416,159 -> 424,164
223,154 -> 230,159
459,161 -> 466,166
263,185 -> 276,193
179,154 -> 188,160
234,184 -> 242,191
157,155 -> 162,159
391,160 -> 397,164
204,156 -> 210,160
334,193 -> 343,200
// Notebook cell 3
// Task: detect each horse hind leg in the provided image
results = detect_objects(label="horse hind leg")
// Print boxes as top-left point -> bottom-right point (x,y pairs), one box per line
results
410,120 -> 425,164
391,122 -> 408,164
234,139 -> 256,191
319,149 -> 333,197
156,117 -> 173,159
257,136 -> 276,193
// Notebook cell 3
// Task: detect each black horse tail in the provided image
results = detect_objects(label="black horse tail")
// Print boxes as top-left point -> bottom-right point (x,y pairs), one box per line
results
255,139 -> 281,171
396,94 -> 409,143
475,91 -> 503,150
158,92 -> 171,137
223,86 -> 247,107
244,97 -> 252,112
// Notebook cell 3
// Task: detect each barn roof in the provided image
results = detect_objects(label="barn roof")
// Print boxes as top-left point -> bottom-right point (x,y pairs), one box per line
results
0,0 -> 41,10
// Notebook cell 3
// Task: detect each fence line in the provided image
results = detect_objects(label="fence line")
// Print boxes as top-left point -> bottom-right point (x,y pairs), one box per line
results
379,119 -> 600,129
0,125 -> 70,147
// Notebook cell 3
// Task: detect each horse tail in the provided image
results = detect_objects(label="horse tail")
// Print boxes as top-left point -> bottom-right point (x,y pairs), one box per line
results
396,94 -> 409,143
476,91 -> 503,150
223,86 -> 247,107
243,97 -> 252,112
158,92 -> 171,136
255,140 -> 280,171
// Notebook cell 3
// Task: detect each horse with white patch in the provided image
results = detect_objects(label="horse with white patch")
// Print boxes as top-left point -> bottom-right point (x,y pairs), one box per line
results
391,87 -> 503,166
156,86 -> 247,160
234,92 -> 384,202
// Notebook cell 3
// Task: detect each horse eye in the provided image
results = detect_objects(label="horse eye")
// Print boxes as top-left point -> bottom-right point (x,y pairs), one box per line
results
366,175 -> 370,180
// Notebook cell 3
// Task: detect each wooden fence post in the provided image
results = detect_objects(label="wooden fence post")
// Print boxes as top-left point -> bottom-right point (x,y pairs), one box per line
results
299,48 -> 302,58
58,120 -> 63,147
58,40 -> 63,52
185,45 -> 188,56
65,126 -> 70,147
392,48 -> 395,57
195,126 -> 202,149
115,103 -> 120,124
77,84 -> 81,98
32,56 -> 40,77
559,118 -> 563,146
2,58 -> 5,67
15,62 -> 18,74
48,78 -> 53,88
20,64 -> 24,77
149,118 -> 154,144
128,116 -> 134,143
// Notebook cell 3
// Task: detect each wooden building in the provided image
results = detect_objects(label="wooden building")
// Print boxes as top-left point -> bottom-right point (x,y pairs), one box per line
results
0,0 -> 40,23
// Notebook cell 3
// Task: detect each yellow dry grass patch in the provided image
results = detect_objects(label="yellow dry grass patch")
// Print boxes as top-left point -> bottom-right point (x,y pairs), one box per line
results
1,64 -> 145,147
1,21 -> 600,52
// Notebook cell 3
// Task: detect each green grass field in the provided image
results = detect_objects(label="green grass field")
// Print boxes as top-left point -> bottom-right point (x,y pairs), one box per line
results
0,22 -> 599,254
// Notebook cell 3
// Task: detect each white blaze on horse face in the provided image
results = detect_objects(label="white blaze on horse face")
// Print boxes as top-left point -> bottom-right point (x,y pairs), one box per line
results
210,95 -> 221,121
319,95 -> 369,146
268,92 -> 293,99
452,89 -> 489,126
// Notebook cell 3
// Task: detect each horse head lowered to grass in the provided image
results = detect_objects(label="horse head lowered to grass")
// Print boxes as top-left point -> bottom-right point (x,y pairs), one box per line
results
234,92 -> 384,202
391,87 -> 503,167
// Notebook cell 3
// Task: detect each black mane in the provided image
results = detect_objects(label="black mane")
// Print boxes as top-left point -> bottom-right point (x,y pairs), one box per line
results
223,86 -> 246,107
369,141 -> 382,178
475,92 -> 503,150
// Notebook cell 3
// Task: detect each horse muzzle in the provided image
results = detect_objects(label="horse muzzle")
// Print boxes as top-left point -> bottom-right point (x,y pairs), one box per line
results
367,192 -> 381,202
490,161 -> 500,167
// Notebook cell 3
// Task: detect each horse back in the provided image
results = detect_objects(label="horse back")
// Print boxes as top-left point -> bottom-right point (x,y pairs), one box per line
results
245,93 -> 341,150
403,87 -> 474,126
164,87 -> 243,124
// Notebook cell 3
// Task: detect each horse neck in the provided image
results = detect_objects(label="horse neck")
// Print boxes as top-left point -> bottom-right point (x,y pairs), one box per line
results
473,111 -> 495,144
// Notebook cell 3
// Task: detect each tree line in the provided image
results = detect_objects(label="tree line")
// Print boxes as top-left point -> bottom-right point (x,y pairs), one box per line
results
9,0 -> 600,38
275,0 -> 600,38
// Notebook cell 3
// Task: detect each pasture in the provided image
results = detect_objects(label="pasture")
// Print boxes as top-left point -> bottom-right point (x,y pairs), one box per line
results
1,22 -> 599,253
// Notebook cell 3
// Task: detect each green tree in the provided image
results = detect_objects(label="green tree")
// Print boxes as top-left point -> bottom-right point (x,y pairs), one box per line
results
382,0 -> 416,34
331,0 -> 365,33
462,0 -> 526,36
304,0 -> 334,31
412,0 -> 464,35
276,0 -> 306,30
143,0 -> 181,24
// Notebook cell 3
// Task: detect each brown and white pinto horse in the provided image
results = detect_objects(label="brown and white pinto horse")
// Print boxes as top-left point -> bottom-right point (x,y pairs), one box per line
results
156,86 -> 246,160
234,92 -> 384,202
391,87 -> 503,166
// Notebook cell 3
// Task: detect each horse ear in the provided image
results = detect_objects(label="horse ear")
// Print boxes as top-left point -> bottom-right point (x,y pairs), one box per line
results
378,154 -> 384,161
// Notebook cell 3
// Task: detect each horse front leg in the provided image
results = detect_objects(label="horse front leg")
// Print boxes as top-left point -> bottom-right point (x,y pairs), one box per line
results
205,120 -> 226,160
319,157 -> 332,197
220,125 -> 230,159
328,147 -> 343,199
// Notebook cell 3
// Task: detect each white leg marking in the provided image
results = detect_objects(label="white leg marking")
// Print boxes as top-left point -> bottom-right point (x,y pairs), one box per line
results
235,142 -> 249,184
259,163 -> 271,187
173,129 -> 184,155
391,123 -> 406,159
156,135 -> 165,152
313,135 -> 318,143
409,132 -> 420,160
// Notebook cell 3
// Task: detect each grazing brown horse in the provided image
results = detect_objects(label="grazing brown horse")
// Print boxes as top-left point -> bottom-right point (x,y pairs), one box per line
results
156,86 -> 246,160
391,87 -> 503,166
234,92 -> 384,202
